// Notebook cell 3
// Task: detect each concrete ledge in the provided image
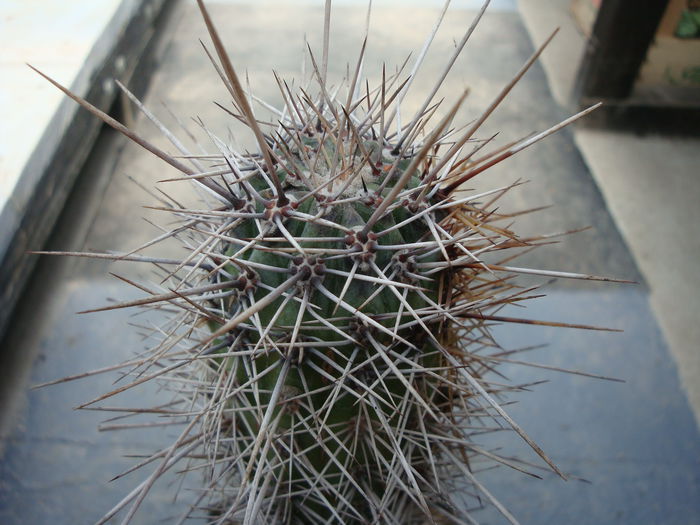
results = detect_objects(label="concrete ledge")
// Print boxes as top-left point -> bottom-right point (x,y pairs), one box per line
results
0,0 -> 172,339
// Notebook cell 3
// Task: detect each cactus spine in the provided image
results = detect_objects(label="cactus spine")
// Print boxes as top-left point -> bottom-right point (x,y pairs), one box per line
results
31,1 -> 620,523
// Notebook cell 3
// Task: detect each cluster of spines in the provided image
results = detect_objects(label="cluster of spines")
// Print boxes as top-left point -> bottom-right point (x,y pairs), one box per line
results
27,1 -> 632,524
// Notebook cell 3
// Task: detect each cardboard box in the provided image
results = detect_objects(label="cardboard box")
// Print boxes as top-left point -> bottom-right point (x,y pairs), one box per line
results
637,0 -> 700,95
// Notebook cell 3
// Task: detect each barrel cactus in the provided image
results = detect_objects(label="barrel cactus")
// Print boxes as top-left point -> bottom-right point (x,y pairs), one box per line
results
31,1 -> 623,523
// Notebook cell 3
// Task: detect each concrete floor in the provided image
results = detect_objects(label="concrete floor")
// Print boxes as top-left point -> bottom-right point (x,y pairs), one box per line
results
1,1 -> 699,524
519,0 -> 700,426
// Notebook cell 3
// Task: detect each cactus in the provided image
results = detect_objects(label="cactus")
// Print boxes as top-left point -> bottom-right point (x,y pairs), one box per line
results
30,1 -> 625,524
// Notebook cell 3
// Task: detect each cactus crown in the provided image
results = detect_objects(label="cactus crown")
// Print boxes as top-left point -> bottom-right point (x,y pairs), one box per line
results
32,1 -> 616,524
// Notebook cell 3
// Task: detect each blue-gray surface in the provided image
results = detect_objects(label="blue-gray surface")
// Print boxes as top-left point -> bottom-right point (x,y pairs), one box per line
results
477,289 -> 700,524
0,281 -> 196,524
1,3 -> 699,524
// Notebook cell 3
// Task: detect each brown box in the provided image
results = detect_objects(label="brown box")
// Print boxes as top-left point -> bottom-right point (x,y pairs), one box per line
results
637,0 -> 700,94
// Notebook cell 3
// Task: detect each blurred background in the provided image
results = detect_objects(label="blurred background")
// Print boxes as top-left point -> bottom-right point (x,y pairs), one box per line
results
1,0 -> 699,523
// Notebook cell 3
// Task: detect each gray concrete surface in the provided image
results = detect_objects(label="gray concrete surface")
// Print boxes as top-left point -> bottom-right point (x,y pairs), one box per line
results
0,0 -> 122,206
1,1 -> 699,524
0,0 -> 171,340
519,0 -> 700,428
